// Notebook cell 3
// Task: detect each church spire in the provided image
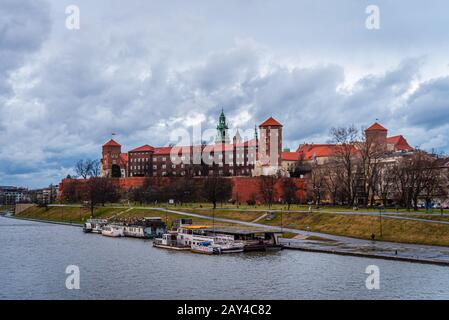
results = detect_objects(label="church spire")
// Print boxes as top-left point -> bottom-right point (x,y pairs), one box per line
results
216,108 -> 230,144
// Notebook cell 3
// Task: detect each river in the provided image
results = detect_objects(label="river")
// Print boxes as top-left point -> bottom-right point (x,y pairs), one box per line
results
1,217 -> 448,300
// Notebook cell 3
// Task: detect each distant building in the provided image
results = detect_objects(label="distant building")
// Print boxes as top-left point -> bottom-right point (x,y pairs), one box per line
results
281,122 -> 414,171
0,186 -> 28,205
28,185 -> 58,204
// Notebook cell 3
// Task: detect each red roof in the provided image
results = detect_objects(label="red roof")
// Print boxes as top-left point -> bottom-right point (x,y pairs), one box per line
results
130,144 -> 154,152
103,139 -> 121,147
153,147 -> 173,155
260,117 -> 282,127
296,144 -> 358,160
149,140 -> 258,156
387,135 -> 413,151
366,122 -> 387,131
281,152 -> 300,161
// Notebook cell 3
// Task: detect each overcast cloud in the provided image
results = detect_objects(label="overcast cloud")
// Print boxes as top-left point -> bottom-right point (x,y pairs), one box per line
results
1,0 -> 449,188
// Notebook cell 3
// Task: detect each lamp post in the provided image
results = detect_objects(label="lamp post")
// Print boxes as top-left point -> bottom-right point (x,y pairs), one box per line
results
280,211 -> 283,236
379,207 -> 383,238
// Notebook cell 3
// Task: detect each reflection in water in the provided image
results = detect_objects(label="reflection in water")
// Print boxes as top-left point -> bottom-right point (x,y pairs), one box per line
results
0,217 -> 448,300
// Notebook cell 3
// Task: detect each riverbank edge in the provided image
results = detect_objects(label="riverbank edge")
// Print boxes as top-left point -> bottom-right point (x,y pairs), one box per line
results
3,214 -> 449,267
1,215 -> 83,228
283,244 -> 449,267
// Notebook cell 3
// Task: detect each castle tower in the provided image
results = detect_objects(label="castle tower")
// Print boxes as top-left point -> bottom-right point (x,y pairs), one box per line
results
259,117 -> 283,166
101,139 -> 122,177
233,129 -> 242,145
365,122 -> 387,152
215,108 -> 230,144
253,117 -> 286,176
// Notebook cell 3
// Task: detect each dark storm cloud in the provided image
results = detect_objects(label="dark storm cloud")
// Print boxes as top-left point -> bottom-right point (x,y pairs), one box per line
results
0,0 -> 50,95
405,77 -> 449,129
2,0 -> 449,187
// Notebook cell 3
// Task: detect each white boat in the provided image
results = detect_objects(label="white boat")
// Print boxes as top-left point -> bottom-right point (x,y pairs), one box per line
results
101,225 -> 124,237
123,225 -> 145,238
216,242 -> 245,253
83,219 -> 108,234
177,226 -> 244,254
191,241 -> 221,255
153,232 -> 190,251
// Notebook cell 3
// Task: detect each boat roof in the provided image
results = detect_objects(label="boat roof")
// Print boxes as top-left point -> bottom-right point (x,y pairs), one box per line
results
180,225 -> 210,229
204,227 -> 282,235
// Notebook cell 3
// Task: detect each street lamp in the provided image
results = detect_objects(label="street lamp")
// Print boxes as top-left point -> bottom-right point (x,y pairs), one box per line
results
280,211 -> 283,236
379,207 -> 383,238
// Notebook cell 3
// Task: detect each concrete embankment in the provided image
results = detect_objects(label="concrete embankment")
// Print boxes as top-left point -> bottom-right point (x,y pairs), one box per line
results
281,242 -> 449,267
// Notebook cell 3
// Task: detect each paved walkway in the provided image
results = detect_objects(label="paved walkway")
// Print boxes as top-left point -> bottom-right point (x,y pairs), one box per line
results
191,207 -> 449,225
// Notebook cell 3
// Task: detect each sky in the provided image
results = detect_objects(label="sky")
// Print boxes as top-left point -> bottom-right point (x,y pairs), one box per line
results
1,0 -> 449,188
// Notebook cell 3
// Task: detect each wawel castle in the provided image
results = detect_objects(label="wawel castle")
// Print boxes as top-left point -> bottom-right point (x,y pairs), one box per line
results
100,111 -> 413,178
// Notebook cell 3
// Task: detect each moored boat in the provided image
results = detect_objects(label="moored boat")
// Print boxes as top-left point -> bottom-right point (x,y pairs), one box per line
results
101,224 -> 124,237
217,242 -> 245,253
83,219 -> 108,233
123,217 -> 166,239
191,241 -> 221,255
153,232 -> 190,251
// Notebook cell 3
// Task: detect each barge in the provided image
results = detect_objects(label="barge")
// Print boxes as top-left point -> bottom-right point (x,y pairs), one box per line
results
123,217 -> 166,239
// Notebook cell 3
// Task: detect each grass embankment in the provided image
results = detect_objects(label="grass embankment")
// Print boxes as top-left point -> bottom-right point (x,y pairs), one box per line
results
260,212 -> 449,247
183,209 -> 449,247
16,206 -> 122,224
100,201 -> 449,214
0,205 -> 15,212
179,209 -> 262,222
15,206 -> 256,230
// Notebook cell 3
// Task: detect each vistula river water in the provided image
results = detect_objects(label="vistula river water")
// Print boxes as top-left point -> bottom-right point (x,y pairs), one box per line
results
1,217 -> 449,300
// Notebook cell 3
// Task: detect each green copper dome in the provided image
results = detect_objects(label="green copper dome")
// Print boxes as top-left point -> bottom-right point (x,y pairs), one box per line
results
216,108 -> 230,143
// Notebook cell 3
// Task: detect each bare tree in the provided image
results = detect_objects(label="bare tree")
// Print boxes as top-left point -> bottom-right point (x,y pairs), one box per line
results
83,177 -> 119,216
281,178 -> 298,210
307,162 -> 326,207
61,179 -> 81,203
355,129 -> 383,206
75,159 -> 101,179
202,176 -> 232,209
329,125 -> 359,205
374,162 -> 395,207
75,160 -> 91,179
390,151 -> 445,211
89,159 -> 101,177
259,175 -> 277,208
321,160 -> 343,205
